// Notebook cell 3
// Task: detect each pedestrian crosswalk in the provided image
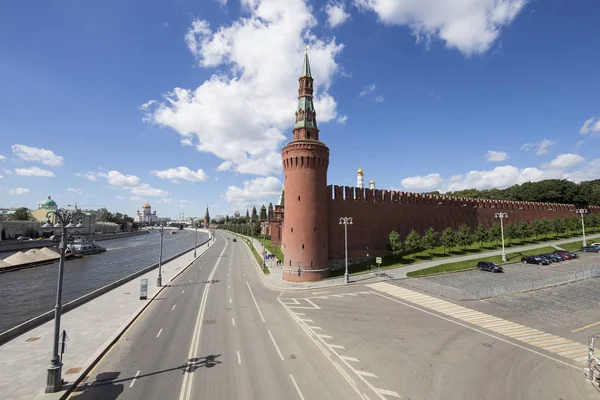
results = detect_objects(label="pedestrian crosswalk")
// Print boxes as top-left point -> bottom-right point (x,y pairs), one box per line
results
367,282 -> 589,364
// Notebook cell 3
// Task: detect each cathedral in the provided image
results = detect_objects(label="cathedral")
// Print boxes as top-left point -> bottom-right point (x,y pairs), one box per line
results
135,202 -> 158,223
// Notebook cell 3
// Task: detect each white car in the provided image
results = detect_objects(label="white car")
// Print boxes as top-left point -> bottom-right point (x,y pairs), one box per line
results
590,243 -> 600,247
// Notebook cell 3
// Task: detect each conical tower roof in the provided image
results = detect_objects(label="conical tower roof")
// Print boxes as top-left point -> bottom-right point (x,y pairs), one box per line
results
301,45 -> 312,77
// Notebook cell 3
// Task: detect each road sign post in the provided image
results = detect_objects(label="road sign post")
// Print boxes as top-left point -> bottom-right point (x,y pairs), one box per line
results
140,278 -> 148,300
376,257 -> 382,271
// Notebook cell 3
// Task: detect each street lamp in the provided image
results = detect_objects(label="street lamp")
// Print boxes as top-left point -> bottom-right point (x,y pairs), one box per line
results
157,222 -> 165,287
575,209 -> 588,247
41,209 -> 84,393
193,218 -> 198,258
495,213 -> 508,262
260,221 -> 269,267
339,217 -> 353,284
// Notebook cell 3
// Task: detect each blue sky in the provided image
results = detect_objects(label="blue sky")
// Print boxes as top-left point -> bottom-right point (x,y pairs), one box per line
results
1,0 -> 599,219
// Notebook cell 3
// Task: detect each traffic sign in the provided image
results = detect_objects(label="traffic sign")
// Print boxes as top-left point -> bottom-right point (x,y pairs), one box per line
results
297,269 -> 301,277
376,257 -> 382,264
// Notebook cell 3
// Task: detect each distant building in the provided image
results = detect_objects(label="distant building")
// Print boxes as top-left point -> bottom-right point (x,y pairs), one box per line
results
30,195 -> 58,223
234,209 -> 241,218
135,202 -> 158,223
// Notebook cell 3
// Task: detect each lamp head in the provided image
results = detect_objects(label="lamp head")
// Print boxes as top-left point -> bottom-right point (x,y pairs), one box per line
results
41,220 -> 54,233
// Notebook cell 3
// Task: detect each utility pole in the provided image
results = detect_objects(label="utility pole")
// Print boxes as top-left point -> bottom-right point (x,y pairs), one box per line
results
339,217 -> 353,284
495,213 -> 508,262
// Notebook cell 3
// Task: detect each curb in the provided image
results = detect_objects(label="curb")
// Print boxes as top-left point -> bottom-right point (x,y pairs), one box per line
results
33,235 -> 215,400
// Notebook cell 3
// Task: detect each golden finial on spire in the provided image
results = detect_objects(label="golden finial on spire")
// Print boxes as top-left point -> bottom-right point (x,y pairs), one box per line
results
305,44 -> 310,53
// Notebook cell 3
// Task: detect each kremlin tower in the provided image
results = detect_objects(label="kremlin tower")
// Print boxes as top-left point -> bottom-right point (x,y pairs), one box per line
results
281,47 -> 330,282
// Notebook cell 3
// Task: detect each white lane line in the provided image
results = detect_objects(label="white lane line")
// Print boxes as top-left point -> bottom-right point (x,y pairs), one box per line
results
246,281 -> 266,323
294,312 -> 305,316
375,388 -> 401,398
228,285 -> 230,290
300,319 -> 313,323
237,351 -> 242,365
189,280 -> 192,283
232,318 -> 235,326
129,370 -> 140,388
317,334 -> 333,339
268,330 -> 285,361
329,344 -> 345,349
356,370 -> 378,378
181,290 -> 185,294
341,356 -> 360,363
172,304 -> 177,311
289,374 -> 306,400
313,291 -> 329,295
230,298 -> 232,304
308,326 -> 322,330
179,234 -> 227,400
156,328 -> 163,338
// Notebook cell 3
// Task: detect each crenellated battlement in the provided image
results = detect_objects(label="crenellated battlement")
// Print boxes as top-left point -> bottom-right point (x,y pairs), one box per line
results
327,185 -> 590,212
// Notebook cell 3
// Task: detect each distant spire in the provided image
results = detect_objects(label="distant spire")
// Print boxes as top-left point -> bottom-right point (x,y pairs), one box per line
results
301,45 -> 312,78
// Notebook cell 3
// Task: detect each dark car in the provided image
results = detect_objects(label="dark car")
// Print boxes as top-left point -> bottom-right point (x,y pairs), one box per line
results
581,245 -> 600,253
522,256 -> 551,265
477,261 -> 503,273
552,252 -> 571,260
542,253 -> 563,262
534,255 -> 554,263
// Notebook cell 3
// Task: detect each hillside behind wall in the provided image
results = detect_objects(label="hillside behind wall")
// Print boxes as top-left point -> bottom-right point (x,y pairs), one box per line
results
327,185 -> 600,260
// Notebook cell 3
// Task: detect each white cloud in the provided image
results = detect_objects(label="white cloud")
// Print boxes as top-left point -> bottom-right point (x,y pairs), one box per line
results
217,161 -> 233,172
105,170 -> 141,188
76,172 -> 102,181
14,167 -> 55,177
521,139 -> 555,155
401,173 -> 443,190
485,150 -> 509,162
156,197 -> 174,204
543,153 -> 585,170
563,159 -> 600,183
0,155 -> 5,160
325,2 -> 350,28
130,183 -> 168,197
3,169 -> 13,175
374,95 -> 384,103
116,195 -> 144,202
337,115 -> 348,124
354,0 -> 527,55
223,176 -> 282,208
12,144 -> 64,167
151,166 -> 208,182
9,187 -> 30,195
0,174 -> 3,179
143,1 -> 344,176
359,84 -> 376,97
67,188 -> 84,194
580,117 -> 600,136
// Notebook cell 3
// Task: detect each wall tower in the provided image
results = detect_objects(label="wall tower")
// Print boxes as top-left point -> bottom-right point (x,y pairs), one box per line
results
204,205 -> 210,228
357,166 -> 364,188
281,47 -> 330,282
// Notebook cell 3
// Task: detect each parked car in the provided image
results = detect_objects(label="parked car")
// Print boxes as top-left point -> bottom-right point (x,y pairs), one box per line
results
553,249 -> 578,259
552,252 -> 572,260
535,255 -> 554,263
542,253 -> 563,262
581,245 -> 600,253
590,243 -> 600,247
522,256 -> 551,265
477,261 -> 503,273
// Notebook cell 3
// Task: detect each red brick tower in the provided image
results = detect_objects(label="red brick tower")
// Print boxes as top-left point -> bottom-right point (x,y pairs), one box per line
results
204,204 -> 210,229
281,47 -> 330,282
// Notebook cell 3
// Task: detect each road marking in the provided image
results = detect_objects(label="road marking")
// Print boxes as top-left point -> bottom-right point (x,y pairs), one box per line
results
318,334 -> 333,339
294,312 -> 305,316
329,344 -> 345,349
179,234 -> 226,400
172,304 -> 177,311
237,351 -> 241,365
289,374 -> 306,400
228,285 -> 230,290
129,370 -> 140,388
375,388 -> 401,398
246,281 -> 266,323
268,330 -> 285,361
341,356 -> 360,363
189,280 -> 192,283
356,371 -> 378,378
156,328 -> 163,338
230,298 -> 232,304
181,290 -> 185,294
308,326 -> 322,330
313,291 -> 329,294
232,318 -> 235,326
572,320 -> 600,333
300,319 -> 313,323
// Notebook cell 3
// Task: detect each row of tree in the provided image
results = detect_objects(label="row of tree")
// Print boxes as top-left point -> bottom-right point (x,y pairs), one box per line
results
388,214 -> 599,260
428,179 -> 600,206
97,210 -> 138,232
219,222 -> 269,239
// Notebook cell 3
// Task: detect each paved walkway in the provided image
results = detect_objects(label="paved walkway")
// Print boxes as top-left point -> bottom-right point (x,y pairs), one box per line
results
0,232 -> 213,400
231,231 -> 600,291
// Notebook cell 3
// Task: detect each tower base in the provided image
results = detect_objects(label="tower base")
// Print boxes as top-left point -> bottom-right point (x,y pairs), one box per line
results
282,268 -> 329,282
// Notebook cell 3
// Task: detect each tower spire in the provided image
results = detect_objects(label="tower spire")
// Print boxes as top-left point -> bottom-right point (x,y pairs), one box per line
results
293,46 -> 318,141
301,45 -> 312,77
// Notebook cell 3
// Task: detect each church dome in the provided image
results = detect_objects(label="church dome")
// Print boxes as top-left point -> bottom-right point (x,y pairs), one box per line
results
143,202 -> 151,208
357,166 -> 364,175
369,180 -> 375,185
39,196 -> 57,209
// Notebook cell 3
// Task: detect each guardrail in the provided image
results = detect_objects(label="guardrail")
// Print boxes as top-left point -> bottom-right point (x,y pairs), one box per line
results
585,334 -> 600,388
0,235 -> 210,346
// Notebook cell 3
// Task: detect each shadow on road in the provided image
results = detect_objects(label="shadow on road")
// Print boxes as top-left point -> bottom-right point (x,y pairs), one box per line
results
70,371 -> 124,400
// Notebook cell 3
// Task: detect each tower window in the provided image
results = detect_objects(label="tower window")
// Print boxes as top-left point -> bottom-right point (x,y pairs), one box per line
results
306,131 -> 310,139
311,261 -> 313,267
298,196 -> 300,201
290,260 -> 291,266
314,227 -> 316,232
291,227 -> 293,233
302,244 -> 304,250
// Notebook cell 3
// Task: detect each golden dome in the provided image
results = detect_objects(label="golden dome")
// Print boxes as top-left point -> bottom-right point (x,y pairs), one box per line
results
369,180 -> 375,184
357,166 -> 364,175
143,202 -> 151,208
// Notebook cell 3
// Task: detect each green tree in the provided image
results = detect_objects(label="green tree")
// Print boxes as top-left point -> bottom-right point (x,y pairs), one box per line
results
539,218 -> 551,238
421,227 -> 439,256
403,229 -> 421,255
474,224 -> 488,249
531,219 -> 543,239
388,230 -> 403,262
518,220 -> 533,241
504,223 -> 517,245
456,224 -> 473,250
490,222 -> 501,245
567,215 -> 580,234
552,216 -> 564,237
13,207 -> 30,221
441,227 -> 456,254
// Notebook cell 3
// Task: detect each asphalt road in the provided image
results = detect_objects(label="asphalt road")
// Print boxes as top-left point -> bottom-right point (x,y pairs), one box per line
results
67,230 -> 598,400
67,231 -> 363,400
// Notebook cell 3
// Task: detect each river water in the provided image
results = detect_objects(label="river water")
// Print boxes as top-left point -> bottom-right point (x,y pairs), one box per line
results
0,229 -> 208,333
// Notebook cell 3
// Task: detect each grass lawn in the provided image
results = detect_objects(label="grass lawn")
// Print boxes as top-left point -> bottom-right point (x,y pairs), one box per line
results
263,238 -> 284,262
235,234 -> 270,275
406,246 -> 558,277
559,241 -> 584,252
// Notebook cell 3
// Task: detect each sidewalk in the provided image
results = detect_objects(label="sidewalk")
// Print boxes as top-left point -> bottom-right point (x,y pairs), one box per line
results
232,231 -> 599,291
0,232 -> 214,400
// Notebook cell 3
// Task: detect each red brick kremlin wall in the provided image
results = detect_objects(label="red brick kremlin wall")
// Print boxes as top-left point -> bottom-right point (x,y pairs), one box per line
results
327,185 -> 600,260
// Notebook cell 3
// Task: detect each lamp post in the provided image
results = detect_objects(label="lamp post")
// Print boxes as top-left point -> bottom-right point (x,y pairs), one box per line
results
339,217 -> 353,284
260,221 -> 269,267
193,219 -> 198,258
41,209 -> 84,393
495,213 -> 508,262
157,222 -> 164,287
576,209 -> 588,247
